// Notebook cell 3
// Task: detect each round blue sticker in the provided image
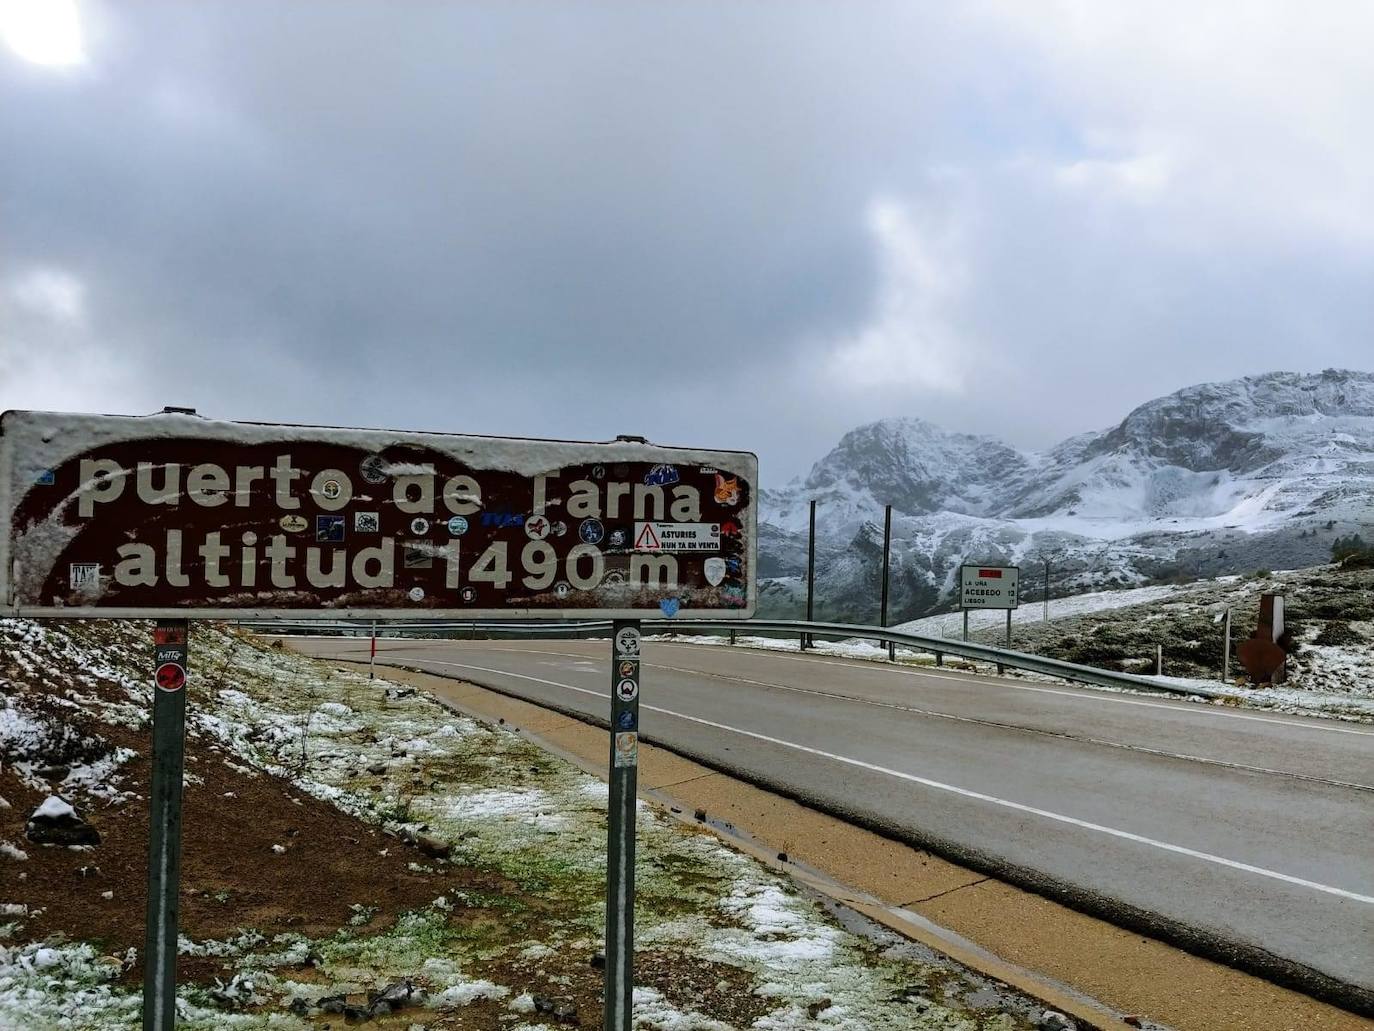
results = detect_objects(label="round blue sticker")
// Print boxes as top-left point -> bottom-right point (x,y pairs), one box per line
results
579,518 -> 605,545
448,516 -> 469,536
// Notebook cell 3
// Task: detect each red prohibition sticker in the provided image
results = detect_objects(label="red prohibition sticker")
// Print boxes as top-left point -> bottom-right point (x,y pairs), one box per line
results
155,662 -> 187,693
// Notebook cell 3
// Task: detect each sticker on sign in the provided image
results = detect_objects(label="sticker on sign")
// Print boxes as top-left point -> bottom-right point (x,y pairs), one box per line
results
959,564 -> 1020,610
613,732 -> 638,768
633,522 -> 720,552
0,410 -> 759,620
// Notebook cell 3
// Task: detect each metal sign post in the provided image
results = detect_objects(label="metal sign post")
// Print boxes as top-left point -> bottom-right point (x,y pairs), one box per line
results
804,499 -> 817,649
605,621 -> 642,1031
144,619 -> 188,1031
880,505 -> 893,661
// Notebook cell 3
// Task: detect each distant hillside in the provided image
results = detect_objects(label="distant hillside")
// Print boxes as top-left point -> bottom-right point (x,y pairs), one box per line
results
760,370 -> 1374,621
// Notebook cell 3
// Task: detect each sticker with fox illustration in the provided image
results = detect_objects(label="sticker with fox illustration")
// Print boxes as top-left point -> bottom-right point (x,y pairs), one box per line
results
714,473 -> 741,506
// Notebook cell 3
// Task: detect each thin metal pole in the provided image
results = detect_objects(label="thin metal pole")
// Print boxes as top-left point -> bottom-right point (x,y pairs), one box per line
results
1156,644 -> 1163,676
880,505 -> 894,660
370,619 -> 377,679
605,621 -> 641,1031
1222,609 -> 1231,682
804,500 -> 817,649
998,609 -> 1009,675
962,610 -> 969,643
1043,557 -> 1051,623
144,619 -> 189,1031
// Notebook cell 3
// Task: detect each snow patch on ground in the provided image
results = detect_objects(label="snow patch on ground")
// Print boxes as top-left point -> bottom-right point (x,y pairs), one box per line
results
632,986 -> 733,1030
894,581 -> 1220,636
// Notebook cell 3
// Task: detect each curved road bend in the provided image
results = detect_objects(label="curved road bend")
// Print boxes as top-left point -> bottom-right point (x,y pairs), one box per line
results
288,636 -> 1374,1008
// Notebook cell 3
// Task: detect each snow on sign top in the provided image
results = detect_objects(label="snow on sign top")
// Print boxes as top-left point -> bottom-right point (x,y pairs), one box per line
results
0,410 -> 758,619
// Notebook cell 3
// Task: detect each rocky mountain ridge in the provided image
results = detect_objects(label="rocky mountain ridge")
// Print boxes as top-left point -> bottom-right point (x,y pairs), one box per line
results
759,370 -> 1374,621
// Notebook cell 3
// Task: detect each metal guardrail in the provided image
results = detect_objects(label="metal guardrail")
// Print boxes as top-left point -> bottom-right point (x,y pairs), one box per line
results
241,616 -> 1224,700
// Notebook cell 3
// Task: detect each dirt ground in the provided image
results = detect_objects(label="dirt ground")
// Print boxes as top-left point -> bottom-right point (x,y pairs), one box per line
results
0,674 -> 511,987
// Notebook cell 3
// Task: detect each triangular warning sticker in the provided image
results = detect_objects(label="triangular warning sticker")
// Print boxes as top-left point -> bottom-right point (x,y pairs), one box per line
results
634,523 -> 661,550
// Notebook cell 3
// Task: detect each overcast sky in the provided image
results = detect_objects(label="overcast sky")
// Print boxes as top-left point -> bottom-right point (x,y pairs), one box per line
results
2,2 -> 1372,483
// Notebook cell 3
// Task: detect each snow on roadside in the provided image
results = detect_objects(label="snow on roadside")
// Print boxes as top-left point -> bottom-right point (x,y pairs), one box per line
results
894,581 -> 1218,637
1148,675 -> 1374,721
648,616 -> 1373,722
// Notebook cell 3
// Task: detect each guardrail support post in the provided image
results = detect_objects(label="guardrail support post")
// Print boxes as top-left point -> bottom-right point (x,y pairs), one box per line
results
729,629 -> 736,646
935,651 -> 943,667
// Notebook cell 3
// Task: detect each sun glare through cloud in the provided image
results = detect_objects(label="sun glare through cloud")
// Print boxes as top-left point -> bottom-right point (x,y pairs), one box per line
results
0,0 -> 85,67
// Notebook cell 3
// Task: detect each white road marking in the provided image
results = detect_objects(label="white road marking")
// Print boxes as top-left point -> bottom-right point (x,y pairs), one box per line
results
393,638 -> 1374,737
404,656 -> 1374,907
654,643 -> 1374,736
628,660 -> 1374,791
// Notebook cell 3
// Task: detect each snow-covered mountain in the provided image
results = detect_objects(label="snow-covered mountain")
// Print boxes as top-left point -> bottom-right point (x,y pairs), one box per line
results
760,370 -> 1374,621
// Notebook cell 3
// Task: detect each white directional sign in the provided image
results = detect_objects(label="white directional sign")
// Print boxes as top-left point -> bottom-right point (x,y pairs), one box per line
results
960,564 -> 1019,610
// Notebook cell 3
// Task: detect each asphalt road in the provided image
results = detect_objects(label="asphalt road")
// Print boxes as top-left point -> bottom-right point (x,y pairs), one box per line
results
290,635 -> 1374,1006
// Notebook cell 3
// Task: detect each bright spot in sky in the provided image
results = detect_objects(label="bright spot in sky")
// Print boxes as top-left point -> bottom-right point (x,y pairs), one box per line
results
0,0 -> 85,67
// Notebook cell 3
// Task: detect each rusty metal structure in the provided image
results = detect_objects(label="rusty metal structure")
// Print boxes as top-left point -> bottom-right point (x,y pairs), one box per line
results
1236,592 -> 1287,685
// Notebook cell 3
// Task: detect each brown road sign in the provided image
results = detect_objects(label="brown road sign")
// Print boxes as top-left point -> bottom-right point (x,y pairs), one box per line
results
0,410 -> 758,619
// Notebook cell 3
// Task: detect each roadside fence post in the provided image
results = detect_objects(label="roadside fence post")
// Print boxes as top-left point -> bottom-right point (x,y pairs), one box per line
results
1222,608 -> 1231,683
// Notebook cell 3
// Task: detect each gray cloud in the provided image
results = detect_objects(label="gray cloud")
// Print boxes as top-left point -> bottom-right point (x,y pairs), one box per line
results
2,1 -> 1371,482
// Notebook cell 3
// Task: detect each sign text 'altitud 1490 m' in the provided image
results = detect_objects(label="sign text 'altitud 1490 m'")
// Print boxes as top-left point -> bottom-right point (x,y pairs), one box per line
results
0,410 -> 758,619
